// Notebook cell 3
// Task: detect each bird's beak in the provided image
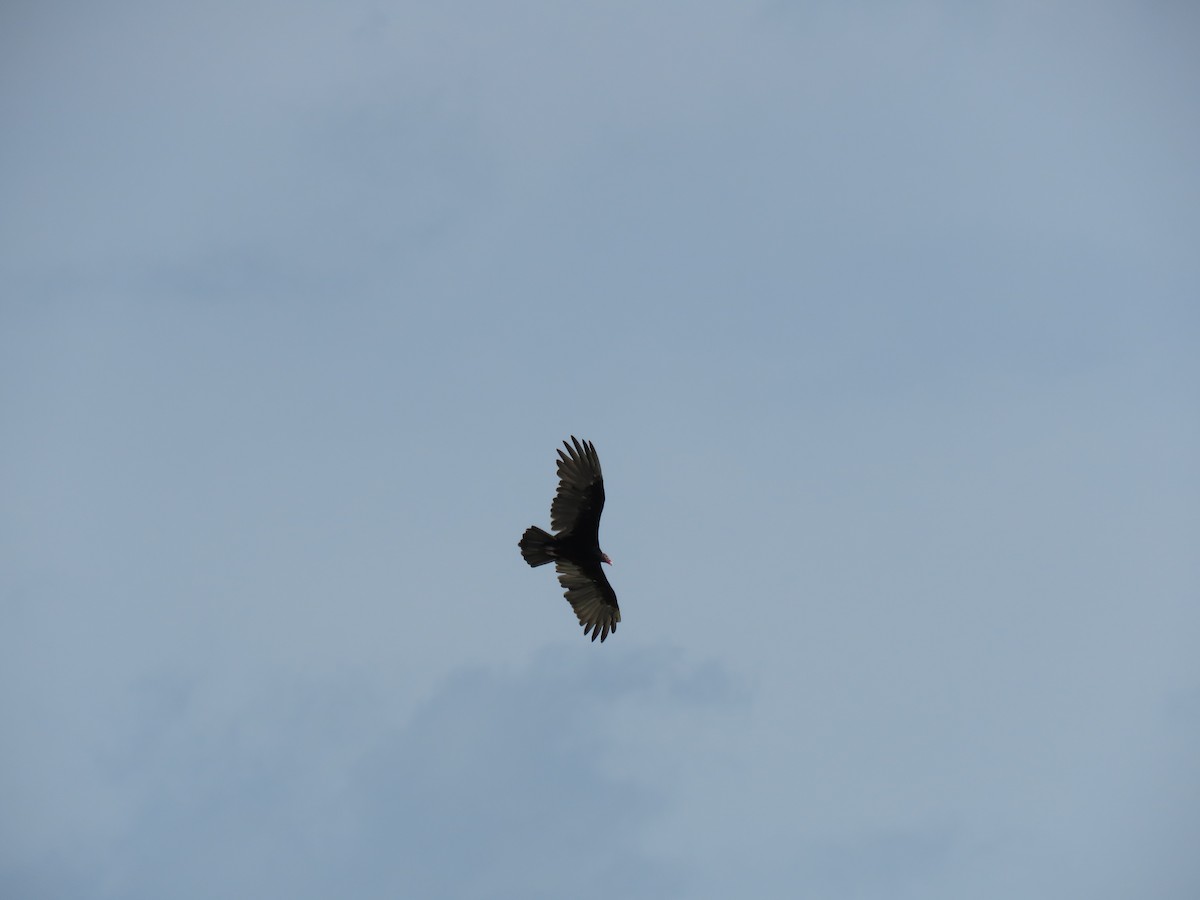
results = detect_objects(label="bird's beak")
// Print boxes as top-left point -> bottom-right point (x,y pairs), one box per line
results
601,553 -> 612,565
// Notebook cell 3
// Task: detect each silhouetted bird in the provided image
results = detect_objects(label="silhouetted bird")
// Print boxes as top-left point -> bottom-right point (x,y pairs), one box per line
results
519,437 -> 619,642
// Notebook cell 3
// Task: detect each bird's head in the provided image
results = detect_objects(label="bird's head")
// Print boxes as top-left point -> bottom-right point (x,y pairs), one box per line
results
601,552 -> 612,565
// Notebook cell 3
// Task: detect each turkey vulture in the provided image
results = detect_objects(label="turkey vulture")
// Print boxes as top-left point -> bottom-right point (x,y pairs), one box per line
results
519,436 -> 620,642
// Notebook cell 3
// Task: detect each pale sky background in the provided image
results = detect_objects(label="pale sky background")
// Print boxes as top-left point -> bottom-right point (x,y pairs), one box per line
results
2,2 -> 1198,898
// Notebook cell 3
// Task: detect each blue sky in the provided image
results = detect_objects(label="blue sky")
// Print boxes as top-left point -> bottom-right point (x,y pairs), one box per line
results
2,2 -> 1197,897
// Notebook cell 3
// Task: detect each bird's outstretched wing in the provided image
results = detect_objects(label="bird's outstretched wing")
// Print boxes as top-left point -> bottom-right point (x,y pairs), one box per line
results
555,560 -> 621,642
549,436 -> 605,536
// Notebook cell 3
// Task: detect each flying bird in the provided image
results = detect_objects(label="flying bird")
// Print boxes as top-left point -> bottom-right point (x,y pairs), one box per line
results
519,436 -> 620,642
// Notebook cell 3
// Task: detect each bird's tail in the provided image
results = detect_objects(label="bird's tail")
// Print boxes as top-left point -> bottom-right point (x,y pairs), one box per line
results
519,526 -> 557,567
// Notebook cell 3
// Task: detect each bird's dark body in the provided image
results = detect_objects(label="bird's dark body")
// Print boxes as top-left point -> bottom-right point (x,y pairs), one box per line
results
519,437 -> 620,642
520,529 -> 606,568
